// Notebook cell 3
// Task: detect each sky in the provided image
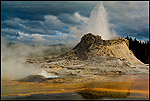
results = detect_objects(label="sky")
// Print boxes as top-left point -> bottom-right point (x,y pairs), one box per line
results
1,1 -> 149,45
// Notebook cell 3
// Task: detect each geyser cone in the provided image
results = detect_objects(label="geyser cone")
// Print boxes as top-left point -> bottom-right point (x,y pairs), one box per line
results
61,33 -> 144,65
84,2 -> 113,40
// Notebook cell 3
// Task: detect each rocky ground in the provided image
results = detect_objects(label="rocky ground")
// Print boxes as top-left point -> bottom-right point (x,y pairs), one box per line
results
20,33 -> 149,83
23,57 -> 149,83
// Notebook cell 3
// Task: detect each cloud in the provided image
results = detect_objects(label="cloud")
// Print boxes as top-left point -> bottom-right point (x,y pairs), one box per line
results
17,32 -> 46,42
16,31 -> 77,45
2,18 -> 22,29
74,12 -> 89,26
103,1 -> 149,40
43,15 -> 68,31
2,11 -> 89,44
1,28 -> 18,36
74,12 -> 88,22
1,1 -> 149,44
57,12 -> 89,26
1,1 -> 96,21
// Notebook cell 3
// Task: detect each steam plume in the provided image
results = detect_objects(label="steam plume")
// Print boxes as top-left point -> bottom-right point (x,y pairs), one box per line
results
83,1 -> 116,40
1,40 -> 72,80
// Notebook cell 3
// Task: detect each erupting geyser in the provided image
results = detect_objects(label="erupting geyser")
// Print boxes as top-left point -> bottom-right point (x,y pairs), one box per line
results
84,1 -> 116,40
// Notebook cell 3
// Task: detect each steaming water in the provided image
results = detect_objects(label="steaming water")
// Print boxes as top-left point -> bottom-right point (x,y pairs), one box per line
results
84,2 -> 116,40
39,69 -> 59,78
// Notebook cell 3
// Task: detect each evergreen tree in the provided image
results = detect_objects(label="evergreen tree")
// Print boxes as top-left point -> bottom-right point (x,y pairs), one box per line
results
125,36 -> 149,64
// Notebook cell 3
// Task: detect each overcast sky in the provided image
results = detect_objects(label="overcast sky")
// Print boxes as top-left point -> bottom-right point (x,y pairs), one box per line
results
1,1 -> 149,45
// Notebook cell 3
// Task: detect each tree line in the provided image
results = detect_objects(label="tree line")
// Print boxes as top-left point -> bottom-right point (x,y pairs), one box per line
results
125,36 -> 149,64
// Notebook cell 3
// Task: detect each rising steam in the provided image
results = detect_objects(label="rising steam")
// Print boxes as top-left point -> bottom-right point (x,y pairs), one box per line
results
39,69 -> 59,78
83,1 -> 116,40
1,40 -> 72,80
1,42 -> 39,80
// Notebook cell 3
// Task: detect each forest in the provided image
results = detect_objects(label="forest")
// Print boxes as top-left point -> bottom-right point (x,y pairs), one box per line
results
125,36 -> 149,64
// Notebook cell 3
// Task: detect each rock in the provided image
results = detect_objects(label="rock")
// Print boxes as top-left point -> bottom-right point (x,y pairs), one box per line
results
48,72 -> 60,76
60,33 -> 143,65
18,75 -> 46,82
67,73 -> 78,76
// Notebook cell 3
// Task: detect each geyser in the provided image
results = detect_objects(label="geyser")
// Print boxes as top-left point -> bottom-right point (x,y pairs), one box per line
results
83,1 -> 116,40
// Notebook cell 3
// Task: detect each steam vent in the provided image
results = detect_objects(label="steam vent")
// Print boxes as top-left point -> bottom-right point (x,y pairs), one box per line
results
61,33 -> 143,65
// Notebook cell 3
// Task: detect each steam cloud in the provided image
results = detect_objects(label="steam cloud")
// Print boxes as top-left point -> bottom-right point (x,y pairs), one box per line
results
1,41 -> 38,80
1,40 -> 72,80
83,1 -> 117,40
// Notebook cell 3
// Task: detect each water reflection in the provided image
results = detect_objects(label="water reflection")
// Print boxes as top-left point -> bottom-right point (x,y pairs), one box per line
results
1,75 -> 149,100
77,82 -> 131,99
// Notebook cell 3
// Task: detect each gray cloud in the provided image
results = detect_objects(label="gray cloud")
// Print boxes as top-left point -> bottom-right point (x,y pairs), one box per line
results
103,1 -> 149,39
2,19 -> 22,29
1,28 -> 18,36
1,1 -> 149,45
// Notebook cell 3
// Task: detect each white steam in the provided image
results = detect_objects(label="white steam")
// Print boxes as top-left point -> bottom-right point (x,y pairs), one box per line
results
39,69 -> 59,78
83,1 -> 117,40
1,42 -> 39,80
1,40 -> 72,80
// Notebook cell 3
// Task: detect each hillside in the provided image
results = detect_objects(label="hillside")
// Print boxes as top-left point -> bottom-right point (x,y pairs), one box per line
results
60,33 -> 143,65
